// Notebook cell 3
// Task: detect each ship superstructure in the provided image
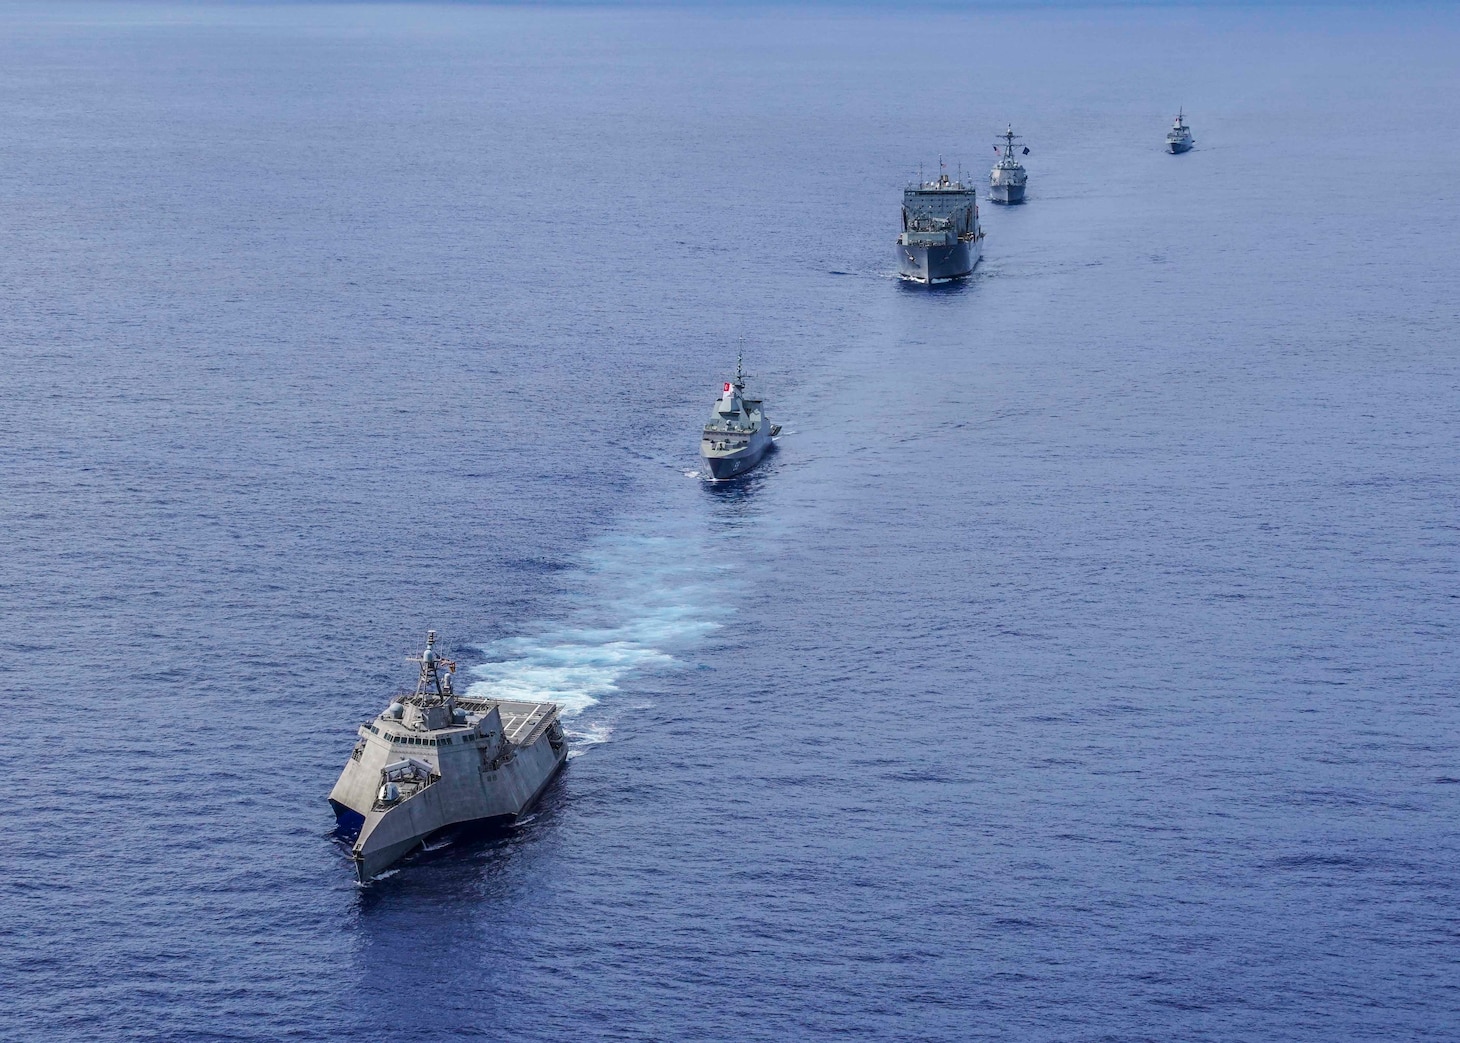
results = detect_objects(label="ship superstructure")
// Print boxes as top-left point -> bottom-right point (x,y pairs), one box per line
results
989,126 -> 1029,204
329,630 -> 568,881
896,162 -> 983,284
1166,109 -> 1194,154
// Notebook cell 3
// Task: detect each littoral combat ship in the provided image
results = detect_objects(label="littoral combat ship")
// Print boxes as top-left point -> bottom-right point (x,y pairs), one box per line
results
700,354 -> 778,480
1166,109 -> 1194,154
897,161 -> 984,284
329,630 -> 568,881
989,126 -> 1029,204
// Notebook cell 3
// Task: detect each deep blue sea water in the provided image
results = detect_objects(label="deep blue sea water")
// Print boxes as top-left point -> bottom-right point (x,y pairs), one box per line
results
2,3 -> 1459,1040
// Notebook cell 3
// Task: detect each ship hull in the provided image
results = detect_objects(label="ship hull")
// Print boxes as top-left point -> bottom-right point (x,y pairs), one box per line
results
989,182 -> 1026,205
896,237 -> 980,284
347,745 -> 567,882
702,428 -> 773,480
330,703 -> 569,881
329,800 -> 366,837
1167,140 -> 1192,154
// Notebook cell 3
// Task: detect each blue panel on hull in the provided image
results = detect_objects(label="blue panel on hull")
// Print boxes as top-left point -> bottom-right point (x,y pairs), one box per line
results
329,800 -> 365,838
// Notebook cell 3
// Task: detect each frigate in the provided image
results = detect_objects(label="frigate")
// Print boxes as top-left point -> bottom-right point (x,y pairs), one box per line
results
1166,109 -> 1194,154
700,354 -> 778,480
896,162 -> 984,284
989,126 -> 1029,205
328,630 -> 568,881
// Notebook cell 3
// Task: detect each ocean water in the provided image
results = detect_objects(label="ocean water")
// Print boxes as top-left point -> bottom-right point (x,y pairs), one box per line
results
2,3 -> 1458,1040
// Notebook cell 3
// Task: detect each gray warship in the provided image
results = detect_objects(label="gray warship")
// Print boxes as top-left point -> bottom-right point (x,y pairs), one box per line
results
896,162 -> 983,284
1166,109 -> 1194,154
329,630 -> 568,881
700,354 -> 778,480
989,126 -> 1028,205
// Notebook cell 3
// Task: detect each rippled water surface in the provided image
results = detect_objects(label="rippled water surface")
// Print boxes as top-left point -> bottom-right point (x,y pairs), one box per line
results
2,3 -> 1458,1040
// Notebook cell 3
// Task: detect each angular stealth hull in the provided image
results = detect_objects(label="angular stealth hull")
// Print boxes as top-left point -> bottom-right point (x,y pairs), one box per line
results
330,690 -> 569,882
1167,140 -> 1192,154
700,435 -> 770,479
896,237 -> 979,284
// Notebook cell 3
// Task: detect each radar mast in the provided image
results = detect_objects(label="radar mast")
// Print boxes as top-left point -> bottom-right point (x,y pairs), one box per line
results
407,630 -> 457,703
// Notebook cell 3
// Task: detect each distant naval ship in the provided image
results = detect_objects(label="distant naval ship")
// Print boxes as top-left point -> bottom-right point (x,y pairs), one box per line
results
329,630 -> 568,881
897,162 -> 983,284
989,126 -> 1028,205
1166,109 -> 1194,154
701,354 -> 777,480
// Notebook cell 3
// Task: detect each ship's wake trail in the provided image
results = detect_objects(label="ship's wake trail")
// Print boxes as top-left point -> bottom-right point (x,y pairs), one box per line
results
465,524 -> 733,750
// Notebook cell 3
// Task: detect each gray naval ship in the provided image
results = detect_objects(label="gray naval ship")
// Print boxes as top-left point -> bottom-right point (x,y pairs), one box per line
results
329,630 -> 568,881
989,126 -> 1029,205
700,354 -> 778,480
896,162 -> 984,284
1166,109 -> 1194,154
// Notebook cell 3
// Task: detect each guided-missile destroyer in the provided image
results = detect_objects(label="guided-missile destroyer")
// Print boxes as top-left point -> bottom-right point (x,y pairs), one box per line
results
989,126 -> 1028,204
329,630 -> 568,881
896,162 -> 983,284
700,354 -> 778,480
1166,109 -> 1194,154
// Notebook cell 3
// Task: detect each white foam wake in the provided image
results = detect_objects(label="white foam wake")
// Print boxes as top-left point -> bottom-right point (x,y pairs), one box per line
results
465,527 -> 733,727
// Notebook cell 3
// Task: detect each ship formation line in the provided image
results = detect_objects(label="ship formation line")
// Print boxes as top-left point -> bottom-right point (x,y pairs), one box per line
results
330,110 -> 1194,880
